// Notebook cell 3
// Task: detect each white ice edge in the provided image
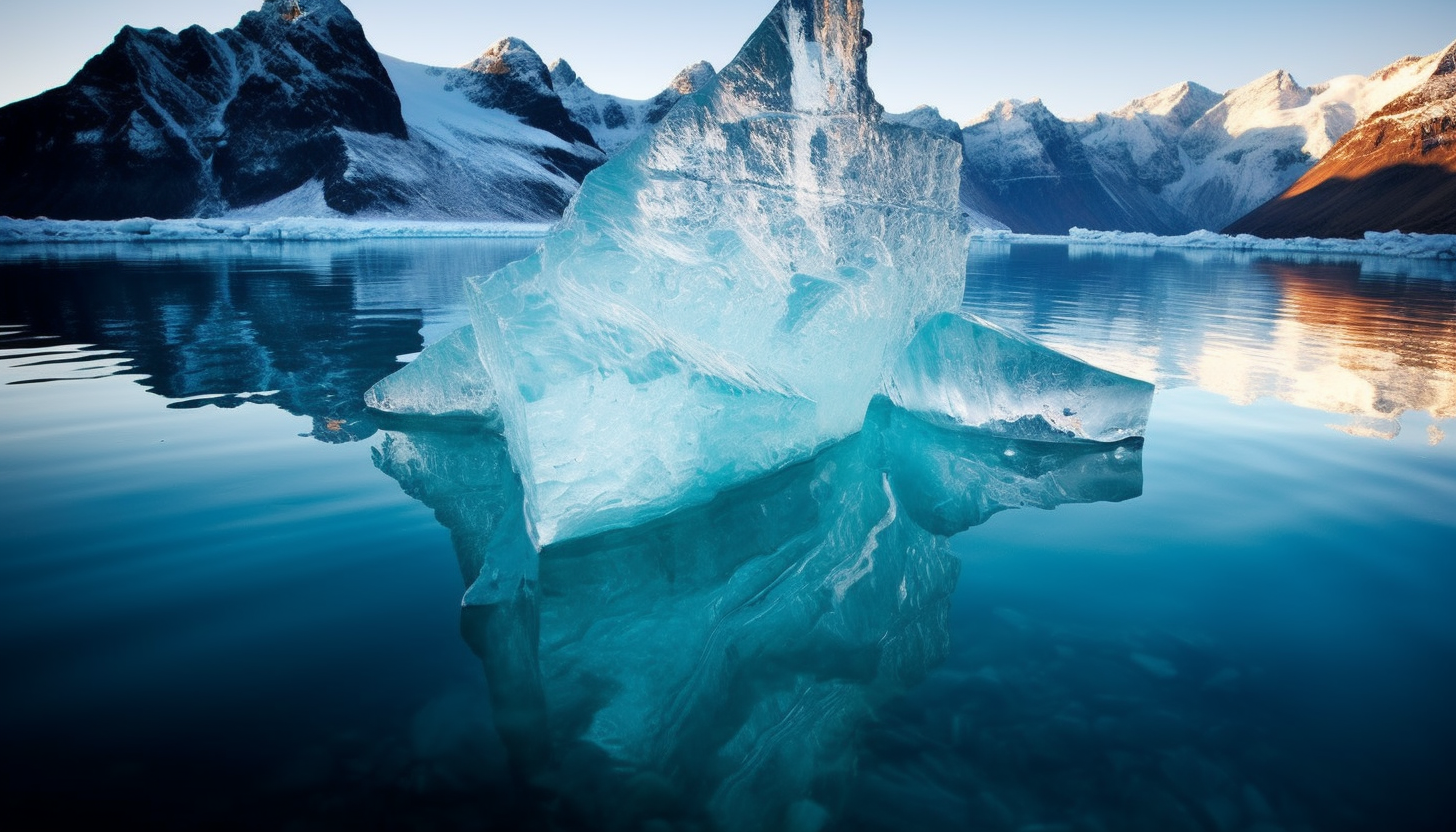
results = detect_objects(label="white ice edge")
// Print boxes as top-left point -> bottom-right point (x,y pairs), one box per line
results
0,216 -> 553,244
971,227 -> 1456,261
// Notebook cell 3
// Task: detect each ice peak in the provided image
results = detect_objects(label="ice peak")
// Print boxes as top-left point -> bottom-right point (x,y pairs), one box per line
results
714,0 -> 875,117
367,0 -> 970,545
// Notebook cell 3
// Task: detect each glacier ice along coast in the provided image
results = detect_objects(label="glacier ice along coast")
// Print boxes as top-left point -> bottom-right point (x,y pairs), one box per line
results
366,0 -> 1154,546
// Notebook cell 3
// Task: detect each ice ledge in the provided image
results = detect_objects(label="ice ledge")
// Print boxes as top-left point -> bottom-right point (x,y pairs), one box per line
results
0,217 -> 552,244
972,227 -> 1456,260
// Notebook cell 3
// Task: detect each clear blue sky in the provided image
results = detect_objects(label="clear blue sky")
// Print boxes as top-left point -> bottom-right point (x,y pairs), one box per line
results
3,1 -> 1454,123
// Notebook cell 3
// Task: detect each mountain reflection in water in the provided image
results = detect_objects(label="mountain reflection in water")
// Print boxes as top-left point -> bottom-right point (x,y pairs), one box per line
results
0,240 -> 537,441
373,400 -> 1142,830
965,241 -> 1456,442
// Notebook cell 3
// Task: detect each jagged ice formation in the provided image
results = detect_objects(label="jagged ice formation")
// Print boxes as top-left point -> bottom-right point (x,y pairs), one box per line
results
368,0 -> 1152,546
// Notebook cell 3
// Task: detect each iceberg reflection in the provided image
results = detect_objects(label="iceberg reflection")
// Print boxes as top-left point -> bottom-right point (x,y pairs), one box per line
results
373,400 -> 1142,829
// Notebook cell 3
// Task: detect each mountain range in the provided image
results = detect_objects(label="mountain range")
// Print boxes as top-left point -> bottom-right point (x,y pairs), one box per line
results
0,0 -> 1452,237
0,0 -> 708,222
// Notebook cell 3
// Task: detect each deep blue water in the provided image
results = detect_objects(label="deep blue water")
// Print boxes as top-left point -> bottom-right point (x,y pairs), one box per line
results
1,239 -> 1453,831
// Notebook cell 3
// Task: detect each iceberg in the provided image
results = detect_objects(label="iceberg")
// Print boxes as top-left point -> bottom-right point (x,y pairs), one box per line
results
367,0 -> 1152,546
373,0 -> 966,545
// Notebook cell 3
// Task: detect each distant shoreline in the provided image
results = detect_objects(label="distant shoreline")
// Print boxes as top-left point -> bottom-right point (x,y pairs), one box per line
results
2,217 -> 1452,262
971,227 -> 1456,261
0,217 -> 553,245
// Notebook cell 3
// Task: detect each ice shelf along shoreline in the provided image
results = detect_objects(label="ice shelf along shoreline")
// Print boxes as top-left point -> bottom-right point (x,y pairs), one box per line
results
0,217 -> 553,243
3,216 -> 1452,261
973,227 -> 1456,260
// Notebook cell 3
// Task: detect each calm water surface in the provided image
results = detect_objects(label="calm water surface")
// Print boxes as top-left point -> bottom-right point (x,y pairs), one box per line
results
1,240 -> 1452,831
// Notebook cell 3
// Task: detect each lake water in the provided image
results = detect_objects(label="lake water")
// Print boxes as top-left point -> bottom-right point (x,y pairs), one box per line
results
1,239 -> 1452,831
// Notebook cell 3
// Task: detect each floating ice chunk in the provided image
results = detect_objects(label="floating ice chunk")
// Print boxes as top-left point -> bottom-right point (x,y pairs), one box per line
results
386,0 -> 967,545
885,312 -> 1154,443
364,327 -> 499,425
0,216 -> 551,243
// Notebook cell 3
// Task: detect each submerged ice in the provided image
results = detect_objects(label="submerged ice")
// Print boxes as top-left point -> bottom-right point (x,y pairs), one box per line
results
373,400 -> 1144,830
368,0 -> 1152,545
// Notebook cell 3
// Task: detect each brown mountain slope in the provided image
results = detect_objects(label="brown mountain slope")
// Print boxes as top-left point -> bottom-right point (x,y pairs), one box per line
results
1225,40 -> 1456,238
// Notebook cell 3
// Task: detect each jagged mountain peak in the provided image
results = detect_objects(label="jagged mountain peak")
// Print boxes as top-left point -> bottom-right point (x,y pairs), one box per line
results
233,0 -> 362,43
1112,81 -> 1221,126
254,0 -> 351,22
1226,69 -> 1312,110
0,0 -> 406,219
548,58 -> 580,88
884,105 -> 963,144
1371,54 -> 1428,82
464,37 -> 552,90
968,98 -> 1053,127
551,57 -> 717,156
1432,38 -> 1456,77
1225,36 -> 1456,238
1365,37 -> 1456,121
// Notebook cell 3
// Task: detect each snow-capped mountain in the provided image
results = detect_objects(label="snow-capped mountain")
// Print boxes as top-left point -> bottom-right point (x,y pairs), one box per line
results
552,60 -> 716,155
0,0 -> 407,220
959,98 -> 1184,234
956,48 -> 1443,234
2,0 -> 1448,237
340,41 -> 606,222
1226,39 -> 1456,237
0,1 -> 633,222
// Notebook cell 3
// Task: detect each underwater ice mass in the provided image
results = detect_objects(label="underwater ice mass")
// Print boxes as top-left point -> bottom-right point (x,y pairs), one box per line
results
366,0 -> 1153,545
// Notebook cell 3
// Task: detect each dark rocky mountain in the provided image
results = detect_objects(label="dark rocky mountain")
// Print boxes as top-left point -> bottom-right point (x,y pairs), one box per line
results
0,0 -> 613,221
1225,39 -> 1456,238
0,0 -> 407,219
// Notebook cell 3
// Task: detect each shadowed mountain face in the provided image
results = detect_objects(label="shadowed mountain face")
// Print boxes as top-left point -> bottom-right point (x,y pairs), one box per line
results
1224,164 -> 1456,238
0,1 -> 616,222
1226,41 -> 1456,238
0,0 -> 406,219
958,99 -> 1177,235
